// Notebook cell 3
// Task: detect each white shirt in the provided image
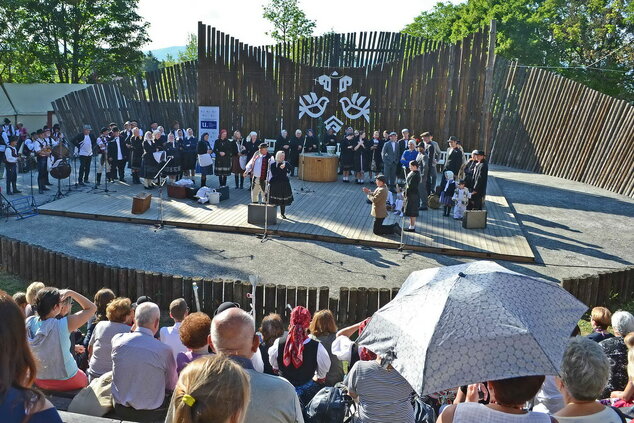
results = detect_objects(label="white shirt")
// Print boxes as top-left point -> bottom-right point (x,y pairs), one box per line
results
555,406 -> 622,423
331,335 -> 354,362
159,323 -> 186,361
113,137 -> 123,160
96,136 -> 108,153
246,153 -> 273,178
5,146 -> 18,163
452,402 -> 551,423
268,337 -> 331,379
78,135 -> 93,156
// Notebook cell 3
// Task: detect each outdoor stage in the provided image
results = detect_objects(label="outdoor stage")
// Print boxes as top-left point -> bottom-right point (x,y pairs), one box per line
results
36,175 -> 535,262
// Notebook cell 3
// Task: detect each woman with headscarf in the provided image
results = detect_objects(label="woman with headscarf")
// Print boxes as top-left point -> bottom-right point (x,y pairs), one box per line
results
288,129 -> 303,177
268,306 -> 331,407
141,131 -> 162,189
230,130 -> 246,189
213,129 -> 232,186
340,128 -> 355,182
268,151 -> 294,219
197,133 -> 213,187
163,132 -> 182,181
304,128 -> 319,153
368,130 -> 384,182
181,128 -> 198,179
275,129 -> 291,158
126,127 -> 144,184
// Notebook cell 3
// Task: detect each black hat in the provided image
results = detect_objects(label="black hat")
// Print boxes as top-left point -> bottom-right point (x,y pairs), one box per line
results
3,118 -> 10,124
448,136 -> 458,142
472,150 -> 486,156
420,131 -> 431,137
132,295 -> 153,308
214,301 -> 241,316
458,179 -> 466,184
375,175 -> 386,183
389,131 -> 397,136
416,143 -> 425,148
259,143 -> 269,149
111,126 -> 120,133
36,129 -> 43,135
100,127 -> 109,134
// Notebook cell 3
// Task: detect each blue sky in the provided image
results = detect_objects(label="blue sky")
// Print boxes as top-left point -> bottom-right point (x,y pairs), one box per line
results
139,0 -> 464,50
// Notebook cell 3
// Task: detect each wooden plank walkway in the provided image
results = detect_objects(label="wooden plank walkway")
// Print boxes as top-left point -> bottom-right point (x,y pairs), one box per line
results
38,176 -> 535,262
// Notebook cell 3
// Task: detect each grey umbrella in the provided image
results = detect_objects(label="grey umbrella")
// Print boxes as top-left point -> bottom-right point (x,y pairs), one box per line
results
356,261 -> 587,396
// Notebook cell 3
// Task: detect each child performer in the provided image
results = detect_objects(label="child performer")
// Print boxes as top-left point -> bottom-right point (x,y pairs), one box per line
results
452,179 -> 471,220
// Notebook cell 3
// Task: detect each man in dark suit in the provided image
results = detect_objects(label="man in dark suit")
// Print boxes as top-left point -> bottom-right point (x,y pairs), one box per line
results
107,127 -> 127,182
381,132 -> 400,191
397,128 -> 411,184
470,150 -> 488,210
71,125 -> 97,185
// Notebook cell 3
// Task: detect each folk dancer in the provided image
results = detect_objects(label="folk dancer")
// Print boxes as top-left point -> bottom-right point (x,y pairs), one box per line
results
231,130 -> 246,189
403,160 -> 421,232
4,137 -> 21,194
244,143 -> 272,204
107,127 -> 127,182
32,129 -> 51,193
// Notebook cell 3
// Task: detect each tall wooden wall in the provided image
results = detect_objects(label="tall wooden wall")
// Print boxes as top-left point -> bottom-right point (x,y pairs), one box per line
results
52,61 -> 197,137
490,58 -> 634,198
197,22 -> 495,153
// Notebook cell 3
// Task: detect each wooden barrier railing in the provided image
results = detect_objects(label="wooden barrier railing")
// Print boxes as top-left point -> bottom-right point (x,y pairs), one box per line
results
0,236 -> 397,325
562,267 -> 634,309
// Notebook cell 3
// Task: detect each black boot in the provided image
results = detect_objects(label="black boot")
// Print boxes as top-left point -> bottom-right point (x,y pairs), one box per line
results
13,184 -> 21,194
132,172 -> 141,184
96,173 -> 102,186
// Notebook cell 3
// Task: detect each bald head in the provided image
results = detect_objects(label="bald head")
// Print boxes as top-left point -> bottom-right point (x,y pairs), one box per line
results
210,308 -> 258,357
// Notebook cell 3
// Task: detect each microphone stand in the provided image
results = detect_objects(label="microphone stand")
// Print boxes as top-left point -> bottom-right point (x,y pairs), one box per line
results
398,165 -> 409,252
299,135 -> 314,193
153,155 -> 173,229
257,158 -> 272,242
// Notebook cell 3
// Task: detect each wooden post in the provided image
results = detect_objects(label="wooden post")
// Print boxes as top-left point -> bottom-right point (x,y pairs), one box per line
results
127,268 -> 137,300
60,255 -> 70,290
378,288 -> 391,308
366,288 -> 379,317
118,268 -> 128,298
255,283 -> 264,324
81,260 -> 90,297
161,273 -> 173,308
347,288 -> 359,327
223,280 -> 235,302
211,278 -> 223,313
135,270 -> 145,300
296,286 -> 307,308
338,288 -> 349,325
183,277 -> 194,309
481,19 -> 497,158
264,284 -> 276,317
318,286 -> 329,311
275,285 -> 287,318
286,286 -> 297,310
172,275 -> 184,308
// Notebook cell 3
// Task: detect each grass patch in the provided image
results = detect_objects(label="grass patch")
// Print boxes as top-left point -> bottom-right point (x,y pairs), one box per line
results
578,298 -> 634,336
0,270 -> 27,295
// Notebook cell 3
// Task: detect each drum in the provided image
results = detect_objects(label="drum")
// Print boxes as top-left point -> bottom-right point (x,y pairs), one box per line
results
51,144 -> 70,160
50,159 -> 71,179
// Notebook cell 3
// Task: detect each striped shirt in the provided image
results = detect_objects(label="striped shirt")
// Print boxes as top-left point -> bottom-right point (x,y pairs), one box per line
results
346,360 -> 415,423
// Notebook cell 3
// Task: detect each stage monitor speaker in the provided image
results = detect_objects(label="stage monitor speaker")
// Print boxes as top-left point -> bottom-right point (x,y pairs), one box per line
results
248,203 -> 277,226
462,210 -> 487,229
217,185 -> 230,201
132,192 -> 152,214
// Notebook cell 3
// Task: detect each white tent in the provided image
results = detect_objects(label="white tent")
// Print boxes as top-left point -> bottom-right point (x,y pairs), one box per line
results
0,83 -> 91,132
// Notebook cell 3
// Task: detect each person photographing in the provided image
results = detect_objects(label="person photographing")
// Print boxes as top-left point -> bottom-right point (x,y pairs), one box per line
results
363,175 -> 401,236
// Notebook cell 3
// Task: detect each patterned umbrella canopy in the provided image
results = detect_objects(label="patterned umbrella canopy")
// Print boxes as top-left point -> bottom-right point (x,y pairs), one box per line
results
356,261 -> 587,396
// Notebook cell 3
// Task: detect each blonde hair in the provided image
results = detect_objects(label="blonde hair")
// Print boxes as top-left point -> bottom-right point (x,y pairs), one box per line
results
143,131 -> 153,142
275,151 -> 285,163
309,310 -> 338,337
591,307 -> 612,330
169,354 -> 250,423
625,332 -> 634,349
26,282 -> 45,305
106,298 -> 132,324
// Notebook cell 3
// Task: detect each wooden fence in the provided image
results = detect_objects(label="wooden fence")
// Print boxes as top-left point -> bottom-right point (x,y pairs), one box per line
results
490,59 -> 634,198
197,22 -> 496,152
52,61 -> 198,138
562,267 -> 634,309
0,236 -> 397,326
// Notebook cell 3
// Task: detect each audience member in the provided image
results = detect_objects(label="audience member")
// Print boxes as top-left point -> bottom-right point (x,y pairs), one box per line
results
0,290 -> 63,422
555,337 -> 623,422
214,301 -> 266,372
111,302 -> 177,418
176,312 -> 212,374
166,354 -> 250,423
587,306 -> 614,343
259,313 -> 285,375
160,298 -> 189,360
209,308 -> 305,423
12,291 -> 27,316
26,288 -> 96,391
87,297 -> 134,381
600,310 -> 634,397
346,353 -> 416,423
83,288 -> 116,349
309,310 -> 344,386
269,306 -> 331,406
332,318 -> 377,368
610,332 -> 634,406
56,295 -> 87,370
25,281 -> 45,318
438,376 -> 549,422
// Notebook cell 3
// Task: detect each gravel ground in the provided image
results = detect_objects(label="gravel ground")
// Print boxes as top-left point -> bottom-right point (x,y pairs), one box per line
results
0,165 -> 632,292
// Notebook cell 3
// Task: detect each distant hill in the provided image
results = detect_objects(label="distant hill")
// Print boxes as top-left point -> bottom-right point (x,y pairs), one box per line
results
145,46 -> 186,61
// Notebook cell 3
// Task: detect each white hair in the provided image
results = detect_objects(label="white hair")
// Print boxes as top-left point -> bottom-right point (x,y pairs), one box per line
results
275,151 -> 285,163
408,139 -> 416,146
295,129 -> 302,136
144,131 -> 153,142
612,310 -> 634,336
135,302 -> 160,328
249,131 -> 257,137
560,337 -> 610,401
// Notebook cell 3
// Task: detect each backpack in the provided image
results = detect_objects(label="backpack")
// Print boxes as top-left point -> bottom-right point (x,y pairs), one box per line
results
305,383 -> 354,423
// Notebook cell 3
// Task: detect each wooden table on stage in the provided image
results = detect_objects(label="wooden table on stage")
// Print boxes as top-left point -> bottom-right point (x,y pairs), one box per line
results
298,153 -> 338,182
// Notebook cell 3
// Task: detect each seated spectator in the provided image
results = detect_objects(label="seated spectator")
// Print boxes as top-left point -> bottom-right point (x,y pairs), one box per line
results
555,337 -> 622,422
87,297 -> 134,381
587,306 -> 614,343
83,288 -> 115,349
214,301 -> 266,372
26,288 -> 96,391
0,290 -> 62,422
176,312 -> 212,374
259,313 -> 285,375
12,291 -> 27,316
610,332 -> 634,406
438,376 -> 549,422
167,354 -> 250,423
600,310 -> 634,397
309,309 -> 344,386
332,318 -> 376,368
346,355 -> 416,423
269,306 -> 331,406
56,295 -> 87,370
111,302 -> 177,418
160,298 -> 189,360
25,281 -> 45,318
208,307 -> 305,423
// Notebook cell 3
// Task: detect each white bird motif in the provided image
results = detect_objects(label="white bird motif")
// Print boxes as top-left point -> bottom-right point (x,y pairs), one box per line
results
298,92 -> 330,119
339,93 -> 371,122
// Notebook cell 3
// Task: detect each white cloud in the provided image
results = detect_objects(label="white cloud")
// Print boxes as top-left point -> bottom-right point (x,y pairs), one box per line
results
139,0 -> 463,50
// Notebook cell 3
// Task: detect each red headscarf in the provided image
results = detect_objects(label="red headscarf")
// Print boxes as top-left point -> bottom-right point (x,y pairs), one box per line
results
283,306 -> 312,368
220,129 -> 227,138
358,317 -> 377,361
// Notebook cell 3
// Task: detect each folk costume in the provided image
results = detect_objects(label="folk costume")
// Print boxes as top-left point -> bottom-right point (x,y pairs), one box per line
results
72,130 -> 96,184
4,143 -> 20,195
95,131 -> 111,186
321,131 -> 338,154
439,170 -> 457,216
452,184 -> 471,219
470,157 -> 488,210
369,136 -> 384,176
213,130 -> 232,186
404,169 -> 420,218
107,133 -> 127,182
33,133 -> 51,193
181,134 -> 198,173
141,137 -> 163,188
268,160 -> 293,218
244,147 -> 272,203
304,130 -> 319,153
127,135 -> 144,184
231,136 -> 246,189
288,135 -> 303,176
339,134 -> 355,180
196,135 -> 214,187
353,135 -> 371,176
163,137 -> 182,178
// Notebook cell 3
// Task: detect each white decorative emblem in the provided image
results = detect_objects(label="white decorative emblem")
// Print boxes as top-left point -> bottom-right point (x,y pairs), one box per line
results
340,93 -> 370,122
338,76 -> 352,93
324,115 -> 344,133
317,75 -> 332,92
298,92 -> 330,119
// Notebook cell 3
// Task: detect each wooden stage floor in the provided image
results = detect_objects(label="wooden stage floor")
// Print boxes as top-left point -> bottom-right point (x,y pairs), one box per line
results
38,176 -> 535,262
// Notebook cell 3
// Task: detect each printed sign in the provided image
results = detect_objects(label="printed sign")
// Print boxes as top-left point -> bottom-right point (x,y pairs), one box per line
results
198,106 -> 220,141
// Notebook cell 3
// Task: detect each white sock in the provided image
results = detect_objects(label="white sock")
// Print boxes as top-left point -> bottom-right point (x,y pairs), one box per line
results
409,225 -> 415,229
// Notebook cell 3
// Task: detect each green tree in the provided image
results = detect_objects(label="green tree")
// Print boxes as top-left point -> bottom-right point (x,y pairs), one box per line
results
143,52 -> 161,72
0,0 -> 149,83
263,0 -> 316,43
177,33 -> 198,62
403,0 -> 634,102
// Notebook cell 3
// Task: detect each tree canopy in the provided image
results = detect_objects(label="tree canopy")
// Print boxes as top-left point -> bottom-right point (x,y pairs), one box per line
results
403,0 -> 634,102
263,0 -> 316,43
0,0 -> 149,83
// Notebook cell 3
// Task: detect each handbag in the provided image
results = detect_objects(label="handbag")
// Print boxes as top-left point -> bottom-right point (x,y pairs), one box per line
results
68,371 -> 114,417
198,153 -> 213,167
